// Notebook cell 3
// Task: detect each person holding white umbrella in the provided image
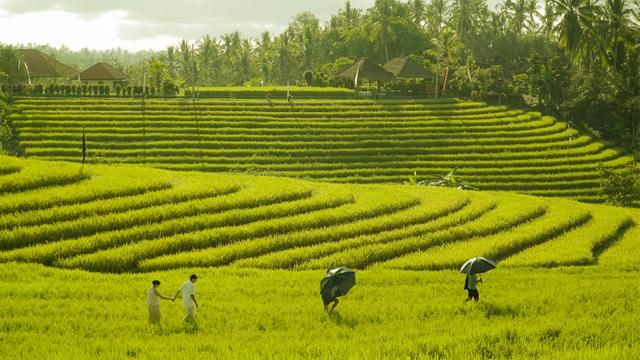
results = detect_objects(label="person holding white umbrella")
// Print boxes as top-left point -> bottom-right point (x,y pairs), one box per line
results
461,257 -> 497,302
464,272 -> 482,302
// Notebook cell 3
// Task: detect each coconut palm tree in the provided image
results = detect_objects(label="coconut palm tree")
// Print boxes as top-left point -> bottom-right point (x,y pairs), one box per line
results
256,32 -> 276,84
370,0 -> 405,62
278,30 -> 294,85
197,35 -> 219,85
178,40 -> 195,87
450,0 -> 488,44
603,0 -> 634,69
409,0 -> 427,26
426,0 -> 450,35
541,0 -> 558,39
427,27 -> 464,96
553,0 -> 599,66
165,46 -> 178,80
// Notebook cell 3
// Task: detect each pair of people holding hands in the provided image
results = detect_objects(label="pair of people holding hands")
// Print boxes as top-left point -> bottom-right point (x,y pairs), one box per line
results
146,274 -> 199,324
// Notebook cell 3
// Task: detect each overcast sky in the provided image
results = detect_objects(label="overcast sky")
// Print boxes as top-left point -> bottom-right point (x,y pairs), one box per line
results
0,0 -> 377,51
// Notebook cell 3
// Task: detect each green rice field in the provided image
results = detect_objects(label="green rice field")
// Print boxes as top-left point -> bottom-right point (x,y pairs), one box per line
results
1,98 -> 639,359
1,156 -> 637,274
8,98 -> 633,202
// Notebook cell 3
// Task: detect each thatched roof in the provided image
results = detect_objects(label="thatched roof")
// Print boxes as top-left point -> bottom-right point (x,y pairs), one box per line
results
337,58 -> 396,81
80,62 -> 128,81
16,49 -> 79,79
384,56 -> 432,79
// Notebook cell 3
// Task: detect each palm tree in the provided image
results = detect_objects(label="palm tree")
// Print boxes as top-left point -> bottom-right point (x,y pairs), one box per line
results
178,40 -> 195,87
370,0 -> 404,62
427,27 -> 464,97
197,35 -> 219,85
256,32 -> 275,84
343,0 -> 359,27
165,46 -> 178,80
603,0 -> 634,69
278,30 -> 293,85
426,0 -> 450,35
236,39 -> 253,85
541,0 -> 558,39
553,0 -> 599,66
409,0 -> 427,26
450,0 -> 487,44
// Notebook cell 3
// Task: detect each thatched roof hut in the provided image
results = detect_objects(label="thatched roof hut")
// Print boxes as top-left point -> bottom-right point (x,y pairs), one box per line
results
80,63 -> 128,81
337,58 -> 396,82
16,49 -> 79,79
384,56 -> 432,79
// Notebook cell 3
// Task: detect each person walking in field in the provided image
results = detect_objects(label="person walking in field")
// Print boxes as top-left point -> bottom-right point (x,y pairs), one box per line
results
322,286 -> 340,313
320,267 -> 356,313
147,280 -> 174,324
174,274 -> 199,323
464,273 -> 482,302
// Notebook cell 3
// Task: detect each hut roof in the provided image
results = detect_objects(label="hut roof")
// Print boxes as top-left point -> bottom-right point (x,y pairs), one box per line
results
384,56 -> 432,79
337,58 -> 396,81
16,49 -> 79,79
80,62 -> 128,81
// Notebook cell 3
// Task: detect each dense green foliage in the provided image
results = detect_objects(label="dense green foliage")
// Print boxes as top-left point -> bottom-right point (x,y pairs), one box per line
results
599,163 -> 640,206
0,155 -> 637,274
9,98 -> 632,202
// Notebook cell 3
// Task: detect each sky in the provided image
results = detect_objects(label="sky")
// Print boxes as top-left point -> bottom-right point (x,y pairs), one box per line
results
0,0 -> 377,51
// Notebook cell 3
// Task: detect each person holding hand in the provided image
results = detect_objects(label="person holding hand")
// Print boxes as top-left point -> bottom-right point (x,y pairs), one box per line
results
147,280 -> 174,325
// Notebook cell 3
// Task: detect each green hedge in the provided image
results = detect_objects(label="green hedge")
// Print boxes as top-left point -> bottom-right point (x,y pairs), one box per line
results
185,86 -> 357,99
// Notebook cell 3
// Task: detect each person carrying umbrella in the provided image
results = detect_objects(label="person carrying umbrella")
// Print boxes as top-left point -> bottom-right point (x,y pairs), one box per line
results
464,273 -> 482,302
320,266 -> 355,313
460,257 -> 497,302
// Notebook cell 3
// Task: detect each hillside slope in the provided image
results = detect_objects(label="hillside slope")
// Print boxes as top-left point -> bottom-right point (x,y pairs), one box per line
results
0,155 -> 637,273
8,98 -> 633,202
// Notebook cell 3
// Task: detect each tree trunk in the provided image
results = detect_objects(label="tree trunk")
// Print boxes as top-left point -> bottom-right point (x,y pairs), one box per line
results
384,43 -> 390,63
442,66 -> 449,96
434,59 -> 440,99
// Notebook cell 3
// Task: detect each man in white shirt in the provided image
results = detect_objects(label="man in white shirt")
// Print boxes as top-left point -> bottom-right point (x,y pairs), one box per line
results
174,274 -> 199,323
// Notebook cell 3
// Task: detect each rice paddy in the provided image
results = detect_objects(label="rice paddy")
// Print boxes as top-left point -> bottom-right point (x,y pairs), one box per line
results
8,98 -> 633,202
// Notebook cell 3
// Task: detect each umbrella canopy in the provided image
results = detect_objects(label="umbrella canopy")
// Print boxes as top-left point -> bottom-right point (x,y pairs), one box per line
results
336,58 -> 396,82
320,267 -> 356,300
460,257 -> 497,274
384,56 -> 432,79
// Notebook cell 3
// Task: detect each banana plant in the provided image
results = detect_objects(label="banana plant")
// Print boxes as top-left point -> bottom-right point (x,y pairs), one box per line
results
407,168 -> 479,190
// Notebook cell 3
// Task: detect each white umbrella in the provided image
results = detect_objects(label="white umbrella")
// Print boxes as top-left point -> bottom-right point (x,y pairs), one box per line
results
460,257 -> 497,274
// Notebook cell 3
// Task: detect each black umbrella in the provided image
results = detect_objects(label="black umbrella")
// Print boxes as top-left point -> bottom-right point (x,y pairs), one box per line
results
460,257 -> 497,274
320,267 -> 356,301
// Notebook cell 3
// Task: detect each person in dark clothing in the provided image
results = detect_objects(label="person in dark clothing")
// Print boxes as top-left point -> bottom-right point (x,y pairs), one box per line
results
322,285 -> 340,313
464,273 -> 482,302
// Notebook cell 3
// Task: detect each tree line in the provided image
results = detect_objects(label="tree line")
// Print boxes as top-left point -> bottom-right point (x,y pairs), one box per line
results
0,0 -> 639,149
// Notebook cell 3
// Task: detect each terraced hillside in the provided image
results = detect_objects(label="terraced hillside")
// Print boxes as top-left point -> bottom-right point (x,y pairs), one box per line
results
1,155 -> 637,273
8,98 -> 633,202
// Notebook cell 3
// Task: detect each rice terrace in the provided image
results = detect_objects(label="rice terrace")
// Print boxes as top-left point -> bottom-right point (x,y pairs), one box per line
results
0,0 -> 639,359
